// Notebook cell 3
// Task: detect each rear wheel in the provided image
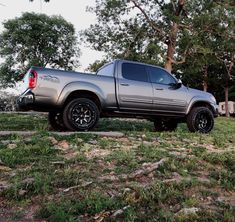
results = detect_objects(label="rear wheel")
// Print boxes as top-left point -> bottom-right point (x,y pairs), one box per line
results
154,119 -> 178,132
63,98 -> 99,131
187,107 -> 214,133
48,111 -> 66,131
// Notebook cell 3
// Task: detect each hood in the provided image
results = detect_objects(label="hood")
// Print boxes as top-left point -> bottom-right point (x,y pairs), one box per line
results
187,87 -> 217,104
187,87 -> 211,97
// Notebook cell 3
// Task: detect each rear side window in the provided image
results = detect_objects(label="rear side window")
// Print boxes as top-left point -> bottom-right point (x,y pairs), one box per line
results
148,66 -> 176,85
122,63 -> 149,82
97,63 -> 114,77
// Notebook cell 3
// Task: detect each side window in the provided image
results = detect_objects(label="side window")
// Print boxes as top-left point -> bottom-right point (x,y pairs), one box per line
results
97,63 -> 114,77
148,67 -> 176,85
122,63 -> 149,82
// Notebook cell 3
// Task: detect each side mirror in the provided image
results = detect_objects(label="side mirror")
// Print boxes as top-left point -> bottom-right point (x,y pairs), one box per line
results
169,79 -> 182,89
176,79 -> 182,88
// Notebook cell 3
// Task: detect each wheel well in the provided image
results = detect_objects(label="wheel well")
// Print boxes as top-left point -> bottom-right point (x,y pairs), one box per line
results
189,101 -> 214,114
63,90 -> 101,111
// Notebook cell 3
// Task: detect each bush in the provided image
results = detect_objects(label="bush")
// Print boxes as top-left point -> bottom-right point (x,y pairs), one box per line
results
0,90 -> 17,111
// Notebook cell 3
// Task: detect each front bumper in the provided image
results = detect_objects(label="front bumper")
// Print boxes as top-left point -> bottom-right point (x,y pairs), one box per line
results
211,103 -> 219,117
17,90 -> 35,111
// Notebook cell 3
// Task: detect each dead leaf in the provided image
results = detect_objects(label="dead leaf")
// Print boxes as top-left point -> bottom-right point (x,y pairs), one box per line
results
48,136 -> 58,145
7,144 -> 17,149
0,166 -> 12,172
58,140 -> 70,150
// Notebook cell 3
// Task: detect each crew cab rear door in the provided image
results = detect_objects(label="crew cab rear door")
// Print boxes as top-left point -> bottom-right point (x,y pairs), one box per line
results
116,61 -> 153,110
147,66 -> 188,113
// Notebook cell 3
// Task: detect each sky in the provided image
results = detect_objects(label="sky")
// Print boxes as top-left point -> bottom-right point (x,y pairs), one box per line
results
0,0 -> 104,71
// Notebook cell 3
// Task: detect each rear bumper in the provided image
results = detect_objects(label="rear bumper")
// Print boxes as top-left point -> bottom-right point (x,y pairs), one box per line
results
17,89 -> 61,112
17,90 -> 35,111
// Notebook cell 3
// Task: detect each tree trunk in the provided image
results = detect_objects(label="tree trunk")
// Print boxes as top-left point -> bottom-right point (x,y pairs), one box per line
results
165,22 -> 178,73
224,60 -> 233,118
224,87 -> 230,117
203,66 -> 208,91
164,0 -> 186,73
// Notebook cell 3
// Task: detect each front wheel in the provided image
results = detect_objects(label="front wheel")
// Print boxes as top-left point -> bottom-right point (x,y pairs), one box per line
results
187,107 -> 214,133
63,98 -> 99,131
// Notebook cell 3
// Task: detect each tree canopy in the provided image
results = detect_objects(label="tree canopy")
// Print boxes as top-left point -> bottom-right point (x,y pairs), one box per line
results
83,1 -> 234,72
83,0 -> 197,72
175,0 -> 235,111
0,12 -> 79,87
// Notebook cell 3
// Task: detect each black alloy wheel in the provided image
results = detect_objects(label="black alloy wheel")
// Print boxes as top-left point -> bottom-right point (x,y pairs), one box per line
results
63,98 -> 99,131
187,107 -> 214,133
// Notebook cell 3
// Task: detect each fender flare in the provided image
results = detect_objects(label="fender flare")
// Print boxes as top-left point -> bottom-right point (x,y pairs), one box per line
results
186,97 -> 215,115
56,81 -> 105,107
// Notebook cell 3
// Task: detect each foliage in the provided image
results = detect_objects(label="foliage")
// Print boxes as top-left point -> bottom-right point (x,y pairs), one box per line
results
0,12 -> 79,87
0,90 -> 17,111
82,0 -> 193,70
86,59 -> 108,72
175,1 -> 235,98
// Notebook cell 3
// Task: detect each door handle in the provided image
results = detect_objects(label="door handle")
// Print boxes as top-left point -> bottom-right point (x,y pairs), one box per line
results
155,88 -> 163,90
120,83 -> 129,86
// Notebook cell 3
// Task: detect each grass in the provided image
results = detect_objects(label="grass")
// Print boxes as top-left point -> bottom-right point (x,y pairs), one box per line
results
0,113 -> 48,131
0,113 -> 234,221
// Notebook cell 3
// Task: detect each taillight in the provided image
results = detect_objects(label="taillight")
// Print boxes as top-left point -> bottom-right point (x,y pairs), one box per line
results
28,70 -> 38,89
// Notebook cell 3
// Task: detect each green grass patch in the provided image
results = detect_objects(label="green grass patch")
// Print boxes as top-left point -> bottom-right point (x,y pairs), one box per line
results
37,192 -> 123,222
0,115 -> 234,221
0,137 -> 58,168
0,113 -> 48,131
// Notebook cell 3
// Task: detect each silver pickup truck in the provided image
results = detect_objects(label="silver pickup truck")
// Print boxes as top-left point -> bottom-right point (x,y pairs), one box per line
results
17,59 -> 218,133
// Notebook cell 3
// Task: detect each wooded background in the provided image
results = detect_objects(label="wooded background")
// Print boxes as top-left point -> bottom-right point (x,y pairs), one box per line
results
0,0 -> 234,116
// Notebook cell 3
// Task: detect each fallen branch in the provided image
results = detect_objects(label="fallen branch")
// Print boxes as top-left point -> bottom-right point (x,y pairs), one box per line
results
111,205 -> 131,218
128,158 -> 167,179
63,181 -> 93,193
99,158 -> 167,182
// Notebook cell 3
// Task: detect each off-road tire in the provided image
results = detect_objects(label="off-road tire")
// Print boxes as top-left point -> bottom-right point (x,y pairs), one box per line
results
63,98 -> 99,131
48,111 -> 66,131
187,107 -> 214,133
154,119 -> 178,132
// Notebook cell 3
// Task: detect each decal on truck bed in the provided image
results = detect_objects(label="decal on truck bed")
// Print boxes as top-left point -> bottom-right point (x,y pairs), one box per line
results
40,75 -> 60,83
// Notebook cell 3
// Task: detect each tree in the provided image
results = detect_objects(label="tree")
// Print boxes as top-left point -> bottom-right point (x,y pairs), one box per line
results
86,59 -> 108,72
83,0 -> 196,73
83,1 -> 234,71
0,12 -> 79,87
175,0 -> 235,116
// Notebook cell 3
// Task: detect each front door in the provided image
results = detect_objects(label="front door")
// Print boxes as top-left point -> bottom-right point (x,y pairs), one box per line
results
147,66 -> 188,113
117,62 -> 153,110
